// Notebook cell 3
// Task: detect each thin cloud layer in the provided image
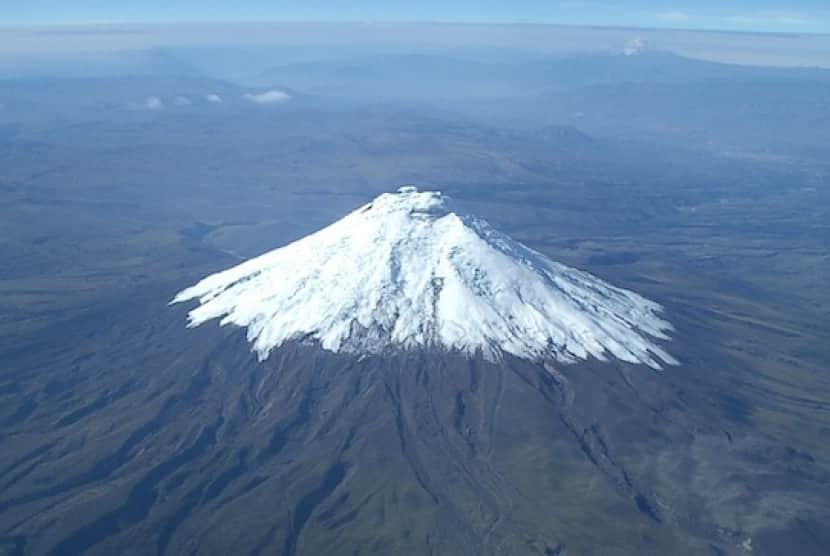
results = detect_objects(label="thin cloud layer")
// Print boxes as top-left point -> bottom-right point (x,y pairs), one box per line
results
658,11 -> 690,22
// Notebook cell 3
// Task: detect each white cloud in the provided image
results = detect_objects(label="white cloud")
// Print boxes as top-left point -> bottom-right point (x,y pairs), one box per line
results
173,95 -> 192,106
143,96 -> 163,110
244,89 -> 291,105
206,93 -> 223,103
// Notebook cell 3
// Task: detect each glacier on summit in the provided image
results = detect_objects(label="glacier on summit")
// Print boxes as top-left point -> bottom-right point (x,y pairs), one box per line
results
173,187 -> 677,369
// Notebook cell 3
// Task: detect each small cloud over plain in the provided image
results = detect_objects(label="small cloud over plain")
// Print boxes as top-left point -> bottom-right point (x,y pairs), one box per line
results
143,96 -> 163,110
173,96 -> 192,106
206,93 -> 223,103
244,89 -> 291,105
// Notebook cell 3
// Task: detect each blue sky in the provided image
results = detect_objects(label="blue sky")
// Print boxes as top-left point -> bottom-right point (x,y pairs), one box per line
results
3,0 -> 829,33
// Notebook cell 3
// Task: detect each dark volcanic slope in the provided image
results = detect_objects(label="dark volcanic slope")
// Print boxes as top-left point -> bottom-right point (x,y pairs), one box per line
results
1,279 -> 829,556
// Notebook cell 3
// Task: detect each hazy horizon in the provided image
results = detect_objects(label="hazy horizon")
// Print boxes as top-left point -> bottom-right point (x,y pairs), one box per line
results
2,21 -> 830,80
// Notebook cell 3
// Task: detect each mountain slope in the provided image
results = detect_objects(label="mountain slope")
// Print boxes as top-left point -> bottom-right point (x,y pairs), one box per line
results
3,283 -> 827,555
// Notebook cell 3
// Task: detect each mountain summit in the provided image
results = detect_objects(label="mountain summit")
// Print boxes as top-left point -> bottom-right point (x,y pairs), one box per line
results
173,187 -> 676,369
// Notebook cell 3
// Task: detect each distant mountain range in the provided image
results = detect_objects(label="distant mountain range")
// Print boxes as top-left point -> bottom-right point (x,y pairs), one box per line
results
260,51 -> 830,99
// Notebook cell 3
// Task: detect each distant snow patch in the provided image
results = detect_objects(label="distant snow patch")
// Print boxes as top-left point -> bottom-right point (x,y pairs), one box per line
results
244,89 -> 291,104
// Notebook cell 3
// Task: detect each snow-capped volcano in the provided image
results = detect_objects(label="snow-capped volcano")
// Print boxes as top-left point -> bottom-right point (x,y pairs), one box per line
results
173,187 -> 676,369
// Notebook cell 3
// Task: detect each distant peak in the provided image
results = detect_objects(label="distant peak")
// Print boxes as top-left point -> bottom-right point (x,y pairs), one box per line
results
622,37 -> 648,56
173,187 -> 676,369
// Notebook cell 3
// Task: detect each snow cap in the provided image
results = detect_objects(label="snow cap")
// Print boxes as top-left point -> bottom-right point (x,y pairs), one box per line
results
173,187 -> 676,369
